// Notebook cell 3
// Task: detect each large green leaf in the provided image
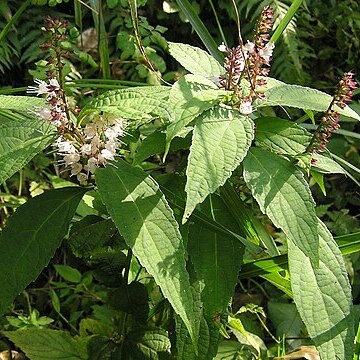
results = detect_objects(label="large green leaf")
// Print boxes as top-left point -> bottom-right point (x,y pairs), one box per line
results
288,220 -> 354,360
243,148 -> 319,264
254,117 -> 311,155
168,42 -> 224,78
3,330 -> 88,360
188,194 -> 243,316
0,187 -> 86,315
0,95 -> 46,111
183,107 -> 254,223
0,117 -> 56,184
166,74 -> 228,154
257,79 -> 360,121
95,160 -> 199,348
80,87 -> 172,124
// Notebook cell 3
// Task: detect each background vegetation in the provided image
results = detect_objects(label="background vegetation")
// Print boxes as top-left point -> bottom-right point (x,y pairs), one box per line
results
0,0 -> 359,359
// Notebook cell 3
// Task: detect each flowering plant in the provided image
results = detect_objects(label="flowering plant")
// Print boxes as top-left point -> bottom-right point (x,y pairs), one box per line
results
0,4 -> 359,360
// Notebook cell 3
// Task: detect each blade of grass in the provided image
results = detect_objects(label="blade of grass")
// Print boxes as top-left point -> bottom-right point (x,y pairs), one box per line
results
175,0 -> 223,63
161,186 -> 263,256
208,0 -> 227,46
240,232 -> 360,278
0,0 -> 31,43
74,0 -> 83,28
270,0 -> 304,44
220,182 -> 280,257
89,0 -> 111,79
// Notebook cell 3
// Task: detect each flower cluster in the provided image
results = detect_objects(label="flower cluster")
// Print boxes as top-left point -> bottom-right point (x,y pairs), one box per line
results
28,78 -> 67,127
28,76 -> 125,185
218,6 -> 275,115
27,17 -> 125,185
55,117 -> 124,185
307,72 -> 358,157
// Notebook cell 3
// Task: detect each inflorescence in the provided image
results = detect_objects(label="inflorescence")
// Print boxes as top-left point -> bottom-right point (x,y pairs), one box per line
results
218,6 -> 275,115
27,18 -> 124,185
306,72 -> 357,158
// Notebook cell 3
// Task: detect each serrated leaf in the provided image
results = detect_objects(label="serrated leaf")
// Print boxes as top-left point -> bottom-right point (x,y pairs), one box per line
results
168,42 -> 224,77
95,160 -> 199,348
0,187 -> 86,315
80,87 -> 172,124
256,79 -> 360,121
3,329 -> 88,360
255,117 -> 310,155
0,95 -> 46,111
288,220 -> 354,360
183,107 -> 254,223
165,75 -> 228,154
0,117 -> 56,184
243,148 -> 319,264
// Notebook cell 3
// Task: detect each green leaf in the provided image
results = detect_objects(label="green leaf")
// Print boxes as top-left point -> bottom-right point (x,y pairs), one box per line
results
166,74 -> 228,154
254,117 -> 310,155
288,220 -> 354,359
0,117 -> 56,184
0,187 -> 86,315
128,329 -> 171,357
257,79 -> 360,121
176,313 -> 220,360
168,42 -> 224,77
54,265 -> 82,283
80,87 -> 172,123
183,107 -> 254,223
188,194 -> 243,316
267,301 -> 302,338
214,340 -> 245,359
0,95 -> 46,111
95,160 -> 199,348
243,148 -> 319,264
312,154 -> 346,174
3,329 -> 88,360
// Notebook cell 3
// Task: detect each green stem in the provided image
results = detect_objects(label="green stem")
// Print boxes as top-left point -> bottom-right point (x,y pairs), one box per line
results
270,0 -> 304,44
175,0 -> 223,63
208,0 -> 227,46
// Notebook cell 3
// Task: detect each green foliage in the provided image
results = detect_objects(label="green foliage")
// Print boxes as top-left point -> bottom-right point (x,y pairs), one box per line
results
0,187 -> 86,315
184,107 -> 254,222
4,329 -> 88,360
0,2 -> 359,359
95,159 -> 199,349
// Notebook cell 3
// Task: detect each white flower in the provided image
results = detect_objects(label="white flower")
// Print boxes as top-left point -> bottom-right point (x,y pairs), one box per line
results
71,162 -> 83,175
218,43 -> 227,52
77,172 -> 88,185
259,42 -> 275,63
49,78 -> 60,89
56,138 -> 77,154
84,157 -> 98,173
27,79 -> 49,96
105,140 -> 118,153
101,148 -> 115,160
90,135 -> 101,154
84,123 -> 97,138
244,41 -> 255,54
80,143 -> 92,156
64,152 -> 80,166
239,100 -> 253,115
